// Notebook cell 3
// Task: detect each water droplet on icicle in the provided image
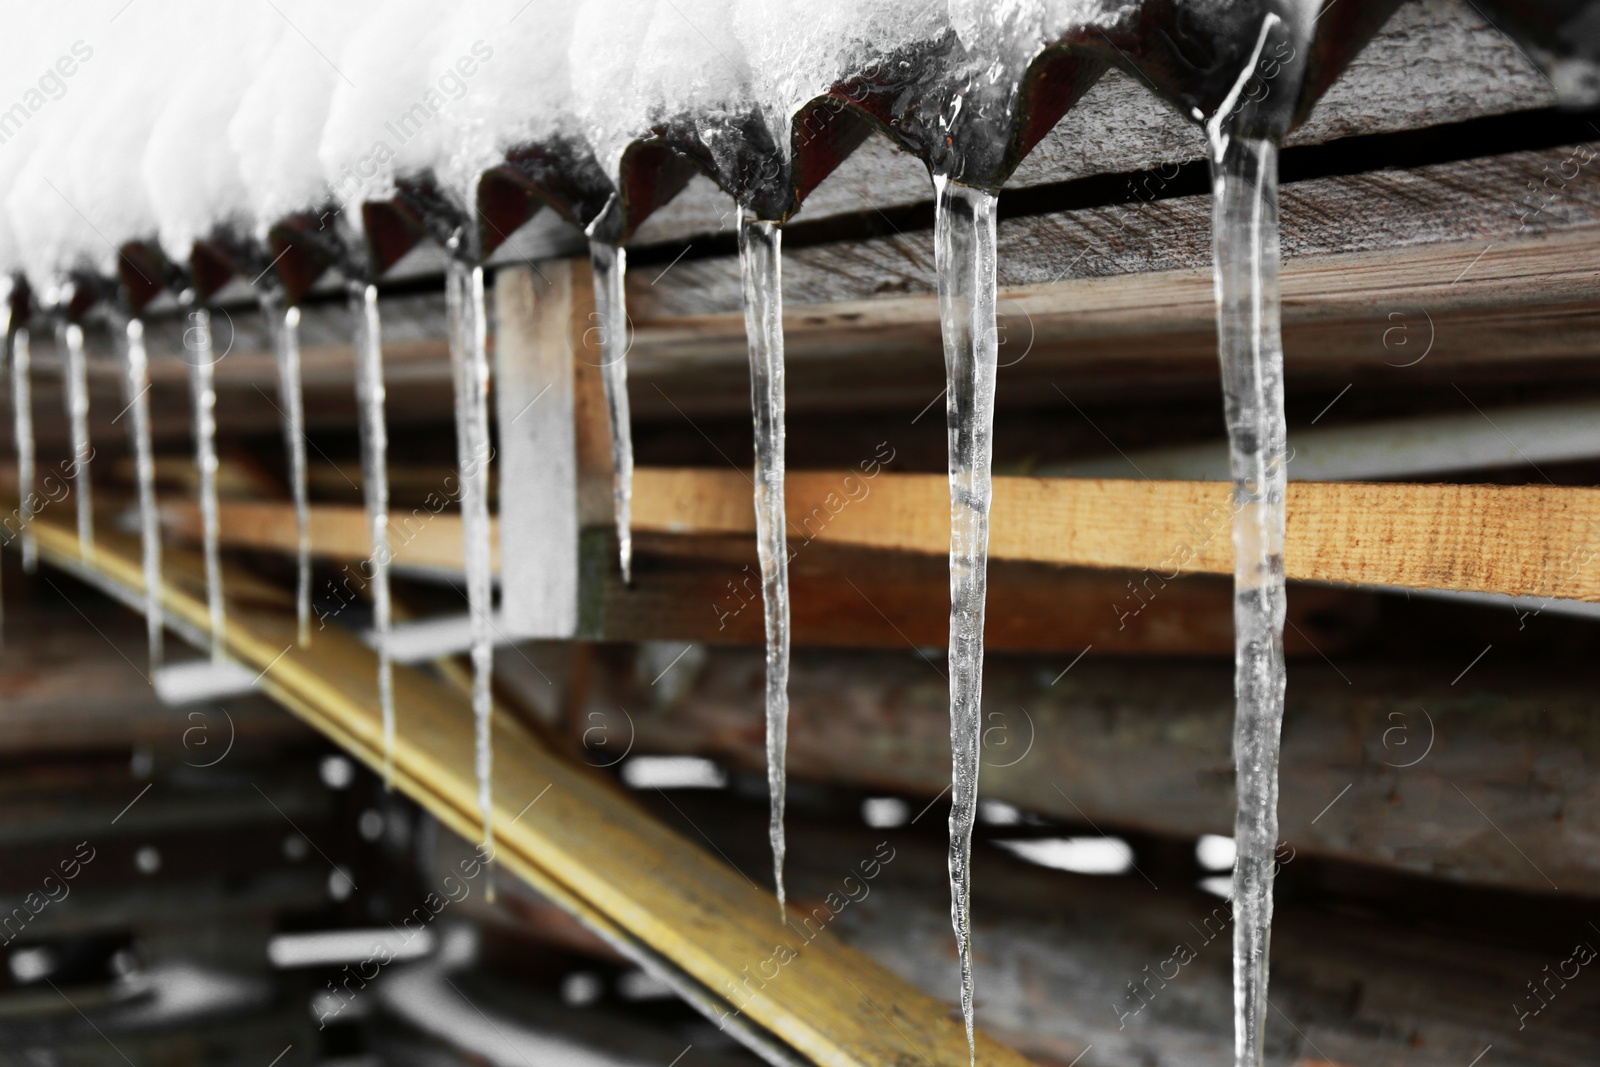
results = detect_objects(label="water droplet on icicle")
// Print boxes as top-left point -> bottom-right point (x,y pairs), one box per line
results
185,305 -> 227,662
933,172 -> 1000,1067
352,282 -> 395,786
123,318 -> 163,673
60,320 -> 94,562
737,208 -> 791,922
446,255 -> 495,886
587,240 -> 633,584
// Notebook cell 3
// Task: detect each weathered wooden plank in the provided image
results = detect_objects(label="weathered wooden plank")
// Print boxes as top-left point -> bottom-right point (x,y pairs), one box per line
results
562,646 -> 1600,895
642,471 -> 1600,603
163,470 -> 1600,602
161,497 -> 482,574
461,797 -> 1600,1067
494,264 -> 580,638
567,258 -> 620,531
628,230 -> 1600,418
158,498 -> 1371,654
792,817 -> 1599,1067
19,513 -> 1040,1067
16,331 -> 453,450
21,139 -> 1593,451
632,139 -> 1600,320
0,595 -> 313,756
595,536 -> 1371,656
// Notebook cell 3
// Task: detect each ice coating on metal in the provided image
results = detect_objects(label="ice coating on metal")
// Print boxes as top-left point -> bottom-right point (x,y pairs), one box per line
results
731,0 -> 946,159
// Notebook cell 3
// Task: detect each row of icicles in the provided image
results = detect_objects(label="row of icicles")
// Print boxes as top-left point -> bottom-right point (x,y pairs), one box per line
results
0,2 -> 1578,1064
0,108 -> 1286,1067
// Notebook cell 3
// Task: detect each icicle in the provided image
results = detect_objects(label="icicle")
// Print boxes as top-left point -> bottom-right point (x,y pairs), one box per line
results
186,305 -> 227,661
0,296 -> 8,641
587,240 -> 634,584
264,293 -> 312,646
11,327 -> 35,573
124,318 -> 163,673
736,208 -> 791,921
0,286 -> 9,641
352,282 -> 395,785
1208,113 -> 1289,1067
933,173 -> 999,1067
445,256 -> 495,872
1192,16 -> 1298,1067
60,321 -> 93,561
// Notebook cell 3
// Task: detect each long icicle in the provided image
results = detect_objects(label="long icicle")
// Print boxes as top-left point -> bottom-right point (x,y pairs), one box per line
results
1210,127 -> 1289,1067
352,281 -> 395,785
11,326 -> 35,572
264,293 -> 312,646
446,257 -> 495,876
187,306 -> 227,661
1197,15 -> 1300,1067
1,285 -> 10,640
587,241 -> 633,584
124,318 -> 163,673
736,208 -> 791,921
933,173 -> 1000,1067
60,320 -> 93,561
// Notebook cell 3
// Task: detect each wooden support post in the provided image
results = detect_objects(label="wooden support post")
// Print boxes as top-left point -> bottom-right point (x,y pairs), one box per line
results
567,255 -> 618,532
493,265 -> 579,638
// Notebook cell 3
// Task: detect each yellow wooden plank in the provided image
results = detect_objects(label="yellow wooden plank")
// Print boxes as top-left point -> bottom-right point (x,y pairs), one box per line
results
167,471 -> 1600,602
191,499 -> 489,573
23,515 -> 1035,1067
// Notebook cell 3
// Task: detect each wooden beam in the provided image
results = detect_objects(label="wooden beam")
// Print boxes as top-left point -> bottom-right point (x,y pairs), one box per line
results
160,498 -> 1369,654
166,472 -> 1600,603
161,497 -> 484,573
629,223 -> 1600,416
593,536 -> 1370,656
457,796 -> 1600,1067
493,263 -> 581,637
0,590 -> 315,756
561,645 -> 1600,896
19,513 -> 1039,1067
